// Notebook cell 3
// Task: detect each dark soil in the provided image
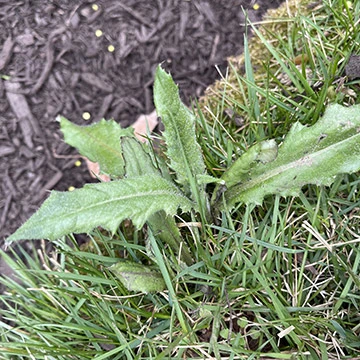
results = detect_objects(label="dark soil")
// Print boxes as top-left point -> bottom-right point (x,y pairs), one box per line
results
0,0 -> 283,243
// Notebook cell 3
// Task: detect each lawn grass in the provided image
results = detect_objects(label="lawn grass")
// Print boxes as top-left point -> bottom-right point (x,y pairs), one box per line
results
1,0 -> 360,359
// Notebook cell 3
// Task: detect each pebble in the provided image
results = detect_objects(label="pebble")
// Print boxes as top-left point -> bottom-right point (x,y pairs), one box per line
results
16,33 -> 35,47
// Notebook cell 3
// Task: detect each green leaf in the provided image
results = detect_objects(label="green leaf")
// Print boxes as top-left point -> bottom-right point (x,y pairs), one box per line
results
120,136 -> 159,177
6,175 -> 195,244
220,104 -> 360,208
59,116 -> 134,177
211,140 -> 277,204
121,137 -> 193,265
109,261 -> 166,293
153,66 -> 206,190
147,211 -> 193,265
196,174 -> 225,186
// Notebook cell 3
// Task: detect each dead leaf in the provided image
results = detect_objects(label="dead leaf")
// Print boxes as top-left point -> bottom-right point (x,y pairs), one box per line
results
85,158 -> 111,182
131,109 -> 158,142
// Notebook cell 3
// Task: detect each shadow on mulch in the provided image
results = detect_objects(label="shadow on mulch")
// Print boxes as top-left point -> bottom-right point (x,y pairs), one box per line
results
0,0 -> 283,243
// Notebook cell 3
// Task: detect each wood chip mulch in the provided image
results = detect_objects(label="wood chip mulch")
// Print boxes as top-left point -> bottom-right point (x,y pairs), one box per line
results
0,0 -> 283,242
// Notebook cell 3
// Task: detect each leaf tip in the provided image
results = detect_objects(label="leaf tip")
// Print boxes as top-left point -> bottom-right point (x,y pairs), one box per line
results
56,115 -> 67,124
5,228 -> 32,246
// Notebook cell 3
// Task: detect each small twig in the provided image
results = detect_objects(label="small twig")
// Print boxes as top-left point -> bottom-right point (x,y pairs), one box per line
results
29,26 -> 67,95
111,3 -> 151,27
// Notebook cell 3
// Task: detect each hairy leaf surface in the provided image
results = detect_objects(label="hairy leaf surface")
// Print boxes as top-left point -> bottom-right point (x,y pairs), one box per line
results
121,136 -> 159,177
6,176 -> 195,243
153,66 -> 205,189
60,116 -> 134,176
211,140 -> 277,204
220,104 -> 360,208
121,136 -> 193,265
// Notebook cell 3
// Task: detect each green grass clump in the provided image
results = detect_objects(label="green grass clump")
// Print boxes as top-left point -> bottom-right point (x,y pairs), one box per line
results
200,0 -> 359,164
1,0 -> 360,359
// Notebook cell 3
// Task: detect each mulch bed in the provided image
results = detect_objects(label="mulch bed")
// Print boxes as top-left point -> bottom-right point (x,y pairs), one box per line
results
0,0 -> 283,243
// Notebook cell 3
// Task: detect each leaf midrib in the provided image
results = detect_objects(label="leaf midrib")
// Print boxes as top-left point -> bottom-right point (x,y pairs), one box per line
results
58,189 -> 187,218
230,131 -> 360,195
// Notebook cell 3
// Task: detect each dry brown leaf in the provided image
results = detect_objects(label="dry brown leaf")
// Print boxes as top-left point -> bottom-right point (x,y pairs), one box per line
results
131,109 -> 158,142
85,158 -> 111,182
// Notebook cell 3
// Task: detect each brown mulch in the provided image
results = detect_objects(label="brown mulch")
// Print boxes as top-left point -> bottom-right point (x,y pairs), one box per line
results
0,0 -> 283,243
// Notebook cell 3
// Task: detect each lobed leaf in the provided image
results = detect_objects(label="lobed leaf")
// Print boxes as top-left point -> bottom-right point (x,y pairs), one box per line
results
220,104 -> 360,208
60,116 -> 134,177
121,136 -> 193,265
120,136 -> 159,177
6,175 -> 196,244
153,66 -> 206,190
211,140 -> 277,204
